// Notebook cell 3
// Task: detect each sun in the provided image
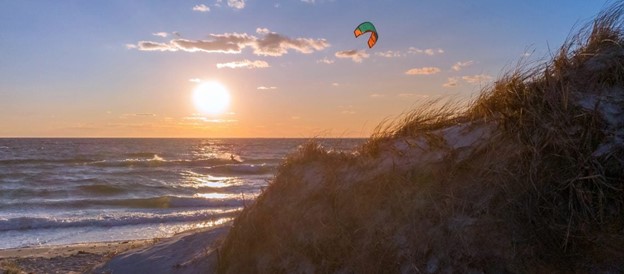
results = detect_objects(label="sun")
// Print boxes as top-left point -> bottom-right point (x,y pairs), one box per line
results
192,81 -> 230,115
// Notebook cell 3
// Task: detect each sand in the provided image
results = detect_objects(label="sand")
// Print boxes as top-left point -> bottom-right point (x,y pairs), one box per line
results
0,225 -> 229,274
0,239 -> 154,273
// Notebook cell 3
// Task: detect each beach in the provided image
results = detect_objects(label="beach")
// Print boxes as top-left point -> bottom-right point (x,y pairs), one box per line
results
0,138 -> 362,273
0,225 -> 229,274
0,238 -> 154,273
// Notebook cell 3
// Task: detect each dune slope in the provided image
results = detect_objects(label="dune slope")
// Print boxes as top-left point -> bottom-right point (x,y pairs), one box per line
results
219,4 -> 624,273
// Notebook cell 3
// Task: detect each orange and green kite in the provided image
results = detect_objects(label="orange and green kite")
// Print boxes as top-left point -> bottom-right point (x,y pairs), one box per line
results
354,22 -> 378,48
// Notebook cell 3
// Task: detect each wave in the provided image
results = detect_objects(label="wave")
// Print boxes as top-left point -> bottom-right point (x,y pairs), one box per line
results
0,195 -> 245,210
0,156 -> 257,170
89,157 -> 237,168
0,158 -> 97,165
0,209 -> 239,232
124,152 -> 160,158
205,163 -> 276,175
78,184 -> 126,195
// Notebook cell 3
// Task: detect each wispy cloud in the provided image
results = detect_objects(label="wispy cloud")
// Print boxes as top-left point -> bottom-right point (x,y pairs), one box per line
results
405,67 -> 441,75
192,4 -> 210,12
252,28 -> 329,56
408,47 -> 444,56
397,93 -> 429,98
227,0 -> 246,9
216,59 -> 269,69
443,77 -> 459,88
131,29 -> 329,56
317,57 -> 335,64
335,50 -> 369,63
135,41 -> 178,51
119,113 -> 157,119
462,74 -> 493,84
189,78 -> 202,83
152,32 -> 168,38
339,105 -> 356,115
451,60 -> 474,71
375,50 -> 402,58
369,93 -> 385,98
184,116 -> 237,123
256,28 -> 270,34
257,86 -> 277,90
301,0 -> 315,3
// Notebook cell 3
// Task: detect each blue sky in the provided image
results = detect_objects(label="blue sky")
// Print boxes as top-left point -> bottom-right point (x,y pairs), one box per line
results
0,0 -> 613,137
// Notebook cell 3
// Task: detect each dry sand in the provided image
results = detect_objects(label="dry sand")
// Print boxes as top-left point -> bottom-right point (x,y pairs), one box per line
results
0,224 -> 229,274
0,239 -> 154,273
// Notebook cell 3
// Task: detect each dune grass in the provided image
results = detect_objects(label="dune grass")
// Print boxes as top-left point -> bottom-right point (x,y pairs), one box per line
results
217,3 -> 624,273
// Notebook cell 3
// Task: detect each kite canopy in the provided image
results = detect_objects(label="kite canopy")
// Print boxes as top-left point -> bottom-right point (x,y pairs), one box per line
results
354,22 -> 378,48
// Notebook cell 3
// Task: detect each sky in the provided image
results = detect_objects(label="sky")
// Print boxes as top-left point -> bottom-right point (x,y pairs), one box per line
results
0,0 -> 614,138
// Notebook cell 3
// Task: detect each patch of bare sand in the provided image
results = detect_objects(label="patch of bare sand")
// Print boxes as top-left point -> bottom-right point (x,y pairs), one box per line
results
0,239 -> 154,274
92,225 -> 229,274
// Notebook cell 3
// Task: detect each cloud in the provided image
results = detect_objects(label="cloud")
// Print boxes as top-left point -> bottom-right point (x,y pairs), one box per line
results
171,33 -> 255,54
335,50 -> 369,63
331,82 -> 339,86
408,47 -> 444,56
341,110 -> 356,115
443,77 -> 459,88
184,116 -> 237,123
253,30 -> 329,56
375,50 -> 402,58
136,41 -> 178,51
189,78 -> 202,83
227,0 -> 245,9
125,44 -> 137,49
301,0 -> 315,3
152,32 -> 168,38
256,28 -> 270,35
451,60 -> 474,71
462,74 -> 493,84
217,59 -> 269,69
291,116 -> 301,120
257,86 -> 277,90
397,93 -> 429,98
369,93 -> 385,98
405,67 -> 441,75
119,113 -> 157,119
130,29 -> 329,56
317,57 -> 334,64
192,4 -> 210,12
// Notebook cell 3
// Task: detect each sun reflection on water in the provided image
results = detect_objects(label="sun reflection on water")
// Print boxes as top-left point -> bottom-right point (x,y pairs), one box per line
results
180,171 -> 242,188
194,193 -> 236,199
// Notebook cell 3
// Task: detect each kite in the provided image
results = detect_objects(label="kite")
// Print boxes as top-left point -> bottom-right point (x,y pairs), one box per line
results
354,22 -> 378,48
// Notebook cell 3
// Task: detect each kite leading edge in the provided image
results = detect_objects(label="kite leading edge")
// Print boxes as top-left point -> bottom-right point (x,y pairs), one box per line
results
354,22 -> 378,48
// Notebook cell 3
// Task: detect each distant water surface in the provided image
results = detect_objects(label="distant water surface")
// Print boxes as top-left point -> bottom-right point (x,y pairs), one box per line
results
0,138 -> 363,249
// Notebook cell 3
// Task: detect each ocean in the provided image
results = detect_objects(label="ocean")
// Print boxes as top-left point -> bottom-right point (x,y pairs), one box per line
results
0,138 -> 363,249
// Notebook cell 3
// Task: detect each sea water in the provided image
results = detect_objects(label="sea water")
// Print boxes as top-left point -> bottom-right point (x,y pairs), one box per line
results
0,138 -> 363,249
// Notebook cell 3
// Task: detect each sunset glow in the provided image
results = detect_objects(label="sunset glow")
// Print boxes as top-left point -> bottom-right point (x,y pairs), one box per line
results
0,1 -> 610,138
192,82 -> 230,115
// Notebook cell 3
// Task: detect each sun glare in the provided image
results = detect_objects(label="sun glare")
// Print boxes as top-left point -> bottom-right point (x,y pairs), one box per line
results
192,82 -> 230,115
